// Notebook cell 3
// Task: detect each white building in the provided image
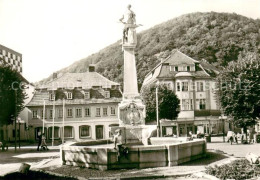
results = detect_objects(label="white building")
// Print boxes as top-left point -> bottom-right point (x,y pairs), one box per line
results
26,66 -> 122,142
142,50 -> 227,137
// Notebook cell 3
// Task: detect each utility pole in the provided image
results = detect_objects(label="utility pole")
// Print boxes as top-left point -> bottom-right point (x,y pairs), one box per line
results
19,119 -> 20,149
14,90 -> 17,152
156,86 -> 159,137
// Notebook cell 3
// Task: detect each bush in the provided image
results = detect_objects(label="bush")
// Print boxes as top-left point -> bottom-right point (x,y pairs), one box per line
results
206,159 -> 260,180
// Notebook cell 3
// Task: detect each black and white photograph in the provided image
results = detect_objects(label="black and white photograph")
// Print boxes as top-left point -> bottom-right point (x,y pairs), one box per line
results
0,0 -> 260,179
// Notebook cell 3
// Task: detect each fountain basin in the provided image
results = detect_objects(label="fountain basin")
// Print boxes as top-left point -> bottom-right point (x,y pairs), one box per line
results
60,138 -> 206,170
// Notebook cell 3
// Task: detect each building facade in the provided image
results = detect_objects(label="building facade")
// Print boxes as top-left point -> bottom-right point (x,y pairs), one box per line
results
26,67 -> 122,142
0,44 -> 34,142
0,44 -> 23,74
142,50 -> 227,137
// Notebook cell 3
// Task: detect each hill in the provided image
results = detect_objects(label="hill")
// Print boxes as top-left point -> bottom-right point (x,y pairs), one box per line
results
38,12 -> 260,88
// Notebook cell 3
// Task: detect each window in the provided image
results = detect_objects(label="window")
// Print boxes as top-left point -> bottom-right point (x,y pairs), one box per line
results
85,107 -> 91,117
181,99 -> 193,110
64,126 -> 73,138
187,66 -> 190,72
49,93 -> 55,100
182,99 -> 190,110
76,108 -> 82,117
177,82 -> 180,91
175,66 -> 178,71
33,110 -> 38,118
199,99 -> 206,110
58,109 -> 63,118
48,127 -> 60,139
84,92 -> 90,99
41,110 -> 47,119
103,107 -> 108,116
197,82 -> 204,92
182,82 -> 189,91
111,107 -> 116,115
67,108 -> 73,117
67,92 -> 73,99
104,91 -> 110,98
49,109 -> 53,119
96,108 -> 101,117
80,125 -> 91,138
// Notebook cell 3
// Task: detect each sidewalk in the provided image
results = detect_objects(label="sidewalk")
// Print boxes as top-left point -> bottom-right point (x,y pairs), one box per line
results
0,146 -> 60,176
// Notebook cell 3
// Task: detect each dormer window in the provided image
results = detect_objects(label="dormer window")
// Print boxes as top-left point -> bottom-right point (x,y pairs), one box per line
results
49,93 -> 55,101
104,91 -> 110,98
84,92 -> 90,99
170,66 -> 178,72
67,92 -> 73,99
187,66 -> 190,72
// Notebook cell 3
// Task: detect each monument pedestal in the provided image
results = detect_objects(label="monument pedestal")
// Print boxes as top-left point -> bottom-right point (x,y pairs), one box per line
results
116,40 -> 146,145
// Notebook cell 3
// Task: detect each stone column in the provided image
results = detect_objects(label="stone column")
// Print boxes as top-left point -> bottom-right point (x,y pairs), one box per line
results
123,45 -> 139,100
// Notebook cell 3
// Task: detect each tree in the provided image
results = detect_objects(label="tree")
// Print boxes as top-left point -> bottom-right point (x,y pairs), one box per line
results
141,84 -> 180,123
0,63 -> 27,128
216,52 -> 260,132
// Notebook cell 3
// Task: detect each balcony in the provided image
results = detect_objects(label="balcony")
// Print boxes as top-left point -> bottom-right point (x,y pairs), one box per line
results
194,110 -> 221,117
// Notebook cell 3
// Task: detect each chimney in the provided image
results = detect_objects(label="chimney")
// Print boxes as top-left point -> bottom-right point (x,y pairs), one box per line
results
89,64 -> 96,72
53,73 -> 58,80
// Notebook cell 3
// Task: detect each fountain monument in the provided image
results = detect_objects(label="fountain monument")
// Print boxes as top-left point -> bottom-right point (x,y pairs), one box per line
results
60,5 -> 206,170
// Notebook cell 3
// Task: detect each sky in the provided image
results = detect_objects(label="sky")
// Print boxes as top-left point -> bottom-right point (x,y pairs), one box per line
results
0,0 -> 259,82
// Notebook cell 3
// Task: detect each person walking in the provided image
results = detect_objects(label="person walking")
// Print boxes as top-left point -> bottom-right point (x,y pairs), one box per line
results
40,133 -> 49,150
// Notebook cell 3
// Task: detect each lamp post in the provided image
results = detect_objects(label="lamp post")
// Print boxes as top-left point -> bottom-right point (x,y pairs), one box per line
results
156,85 -> 159,137
18,118 -> 21,149
14,90 -> 17,152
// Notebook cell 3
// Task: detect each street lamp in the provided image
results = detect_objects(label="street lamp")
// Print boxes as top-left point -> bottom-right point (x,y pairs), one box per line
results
14,89 -> 17,152
156,85 -> 159,137
155,82 -> 160,137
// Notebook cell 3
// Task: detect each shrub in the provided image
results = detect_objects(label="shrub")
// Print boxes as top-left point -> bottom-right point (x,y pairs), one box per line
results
206,159 -> 260,180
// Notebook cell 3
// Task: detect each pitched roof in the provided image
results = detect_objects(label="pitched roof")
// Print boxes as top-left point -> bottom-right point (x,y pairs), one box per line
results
38,72 -> 119,90
163,50 -> 199,65
27,72 -> 122,107
143,50 -> 218,86
27,90 -> 122,107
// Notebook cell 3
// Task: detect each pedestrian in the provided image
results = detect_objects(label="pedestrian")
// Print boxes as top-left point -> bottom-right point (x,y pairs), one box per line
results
247,129 -> 252,144
40,133 -> 49,150
233,132 -> 238,144
188,131 -> 193,140
37,131 -> 42,151
113,129 -> 128,161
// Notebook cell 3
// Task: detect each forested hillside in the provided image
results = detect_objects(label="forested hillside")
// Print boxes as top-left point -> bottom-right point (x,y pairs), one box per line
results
38,12 -> 260,87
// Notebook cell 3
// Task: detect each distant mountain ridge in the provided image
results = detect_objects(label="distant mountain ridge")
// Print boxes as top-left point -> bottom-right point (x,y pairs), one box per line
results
38,12 -> 260,88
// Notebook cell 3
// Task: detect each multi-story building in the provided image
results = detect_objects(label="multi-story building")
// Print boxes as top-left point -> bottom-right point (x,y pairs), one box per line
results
26,66 -> 122,141
142,50 -> 227,137
0,44 -> 23,74
0,44 -> 34,142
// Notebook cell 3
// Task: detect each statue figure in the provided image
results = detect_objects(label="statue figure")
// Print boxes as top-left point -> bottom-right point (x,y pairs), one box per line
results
119,5 -> 141,45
